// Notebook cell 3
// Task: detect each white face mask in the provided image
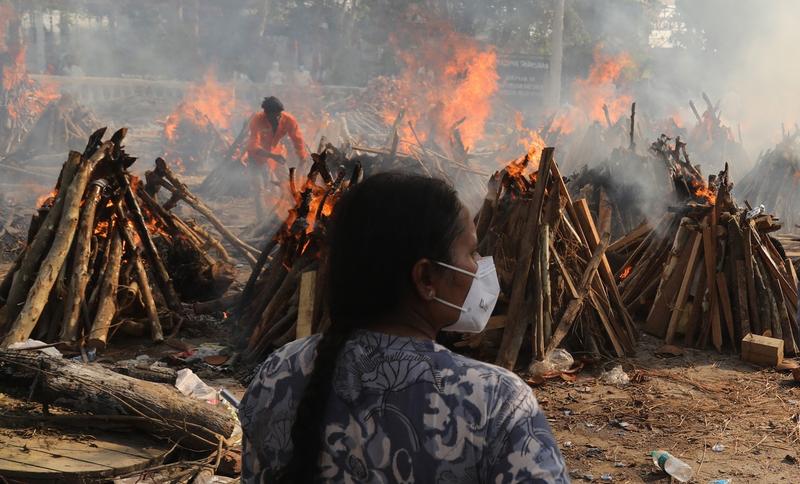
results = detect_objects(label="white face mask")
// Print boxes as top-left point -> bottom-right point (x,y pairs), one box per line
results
433,256 -> 501,333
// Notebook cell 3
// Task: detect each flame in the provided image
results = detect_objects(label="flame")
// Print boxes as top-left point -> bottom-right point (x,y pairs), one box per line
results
619,266 -> 632,280
794,171 -> 800,184
689,179 -> 717,204
94,220 -> 110,237
162,69 -> 236,169
377,12 -> 498,150
549,47 -> 634,135
36,189 -> 57,208
1,44 -> 60,122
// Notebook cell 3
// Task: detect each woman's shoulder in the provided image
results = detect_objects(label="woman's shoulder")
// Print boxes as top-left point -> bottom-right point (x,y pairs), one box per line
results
252,334 -> 322,382
433,343 -> 533,395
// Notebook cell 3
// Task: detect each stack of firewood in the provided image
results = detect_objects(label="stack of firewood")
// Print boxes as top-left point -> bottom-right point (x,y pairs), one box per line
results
0,128 -> 235,350
465,147 -> 637,369
162,104 -> 232,174
233,145 -> 364,363
232,144 -> 640,369
613,161 -> 800,355
5,95 -> 100,159
735,132 -> 800,234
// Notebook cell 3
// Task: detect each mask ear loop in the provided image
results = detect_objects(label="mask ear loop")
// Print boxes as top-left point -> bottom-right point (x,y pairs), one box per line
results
434,261 -> 477,278
433,296 -> 468,312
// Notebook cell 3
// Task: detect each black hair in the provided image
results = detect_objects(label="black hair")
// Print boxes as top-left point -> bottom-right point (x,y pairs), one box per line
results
279,172 -> 464,482
261,96 -> 284,113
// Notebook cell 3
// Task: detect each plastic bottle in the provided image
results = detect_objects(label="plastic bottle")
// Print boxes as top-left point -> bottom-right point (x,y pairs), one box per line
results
650,450 -> 693,483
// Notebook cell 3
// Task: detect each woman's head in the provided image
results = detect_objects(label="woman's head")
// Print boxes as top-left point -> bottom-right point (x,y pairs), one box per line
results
281,172 -> 476,482
327,172 -> 478,333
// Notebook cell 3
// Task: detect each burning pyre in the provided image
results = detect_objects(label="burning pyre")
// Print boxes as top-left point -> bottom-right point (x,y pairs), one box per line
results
0,128 -> 234,350
611,159 -> 799,355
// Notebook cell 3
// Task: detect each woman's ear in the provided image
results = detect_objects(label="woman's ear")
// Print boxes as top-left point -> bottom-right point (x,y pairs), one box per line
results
411,258 -> 437,301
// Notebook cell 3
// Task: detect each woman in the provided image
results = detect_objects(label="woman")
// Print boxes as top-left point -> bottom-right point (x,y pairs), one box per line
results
240,173 -> 568,483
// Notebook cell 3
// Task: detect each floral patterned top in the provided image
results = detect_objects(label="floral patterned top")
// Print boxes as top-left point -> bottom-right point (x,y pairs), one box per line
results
239,330 -> 569,483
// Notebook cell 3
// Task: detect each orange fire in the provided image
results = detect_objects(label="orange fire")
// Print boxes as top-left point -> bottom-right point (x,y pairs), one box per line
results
550,47 -> 634,135
619,266 -> 632,280
0,45 -> 59,122
94,220 -> 110,237
793,171 -> 800,184
36,189 -> 57,208
162,69 -> 237,170
689,179 -> 717,204
379,13 -> 498,151
165,70 -> 236,141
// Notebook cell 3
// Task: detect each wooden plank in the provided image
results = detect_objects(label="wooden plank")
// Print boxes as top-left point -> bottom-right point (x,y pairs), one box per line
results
665,232 -> 703,344
587,289 -> 625,357
496,148 -> 554,370
683,262 -> 706,346
295,270 -> 317,339
546,234 -> 611,354
608,220 -> 652,253
716,273 -> 737,350
573,198 -> 635,350
644,222 -> 692,337
551,244 -> 578,299
701,221 -> 721,351
742,229 -> 761,334
741,333 -> 783,366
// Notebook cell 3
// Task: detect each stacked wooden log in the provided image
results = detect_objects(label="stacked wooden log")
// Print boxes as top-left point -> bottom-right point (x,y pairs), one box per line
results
469,147 -> 637,369
566,144 -> 672,242
233,145 -> 364,363
0,128 -> 234,350
162,103 -> 232,174
614,162 -> 800,355
5,95 -> 100,160
735,133 -> 800,234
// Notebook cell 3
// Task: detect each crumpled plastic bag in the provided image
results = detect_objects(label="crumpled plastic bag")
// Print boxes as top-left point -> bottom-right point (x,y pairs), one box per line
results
529,349 -> 574,377
175,368 -> 219,404
8,339 -> 62,357
600,365 -> 630,386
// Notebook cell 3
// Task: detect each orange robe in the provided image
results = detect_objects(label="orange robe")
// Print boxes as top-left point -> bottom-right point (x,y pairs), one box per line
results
246,111 -> 308,171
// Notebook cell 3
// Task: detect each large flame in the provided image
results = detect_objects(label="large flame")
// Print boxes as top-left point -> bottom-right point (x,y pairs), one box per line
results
0,5 -> 60,125
551,47 -> 634,134
379,13 -> 498,150
164,70 -> 236,142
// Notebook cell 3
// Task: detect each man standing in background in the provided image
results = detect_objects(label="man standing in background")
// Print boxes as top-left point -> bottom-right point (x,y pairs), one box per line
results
246,96 -> 308,220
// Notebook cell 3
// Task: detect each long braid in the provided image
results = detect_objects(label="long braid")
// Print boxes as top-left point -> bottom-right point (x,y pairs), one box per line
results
278,325 -> 353,482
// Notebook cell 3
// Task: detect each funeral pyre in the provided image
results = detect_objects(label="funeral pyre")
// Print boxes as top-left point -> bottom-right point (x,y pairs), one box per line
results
0,128 -> 236,350
611,137 -> 799,355
735,130 -> 800,234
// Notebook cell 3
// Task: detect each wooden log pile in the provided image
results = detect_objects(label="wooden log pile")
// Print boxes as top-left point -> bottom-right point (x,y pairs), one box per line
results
735,132 -> 800,234
5,94 -> 100,160
162,103 -> 232,174
0,348 -> 236,451
466,146 -> 637,369
0,128 -> 234,350
614,161 -> 800,355
233,145 -> 364,363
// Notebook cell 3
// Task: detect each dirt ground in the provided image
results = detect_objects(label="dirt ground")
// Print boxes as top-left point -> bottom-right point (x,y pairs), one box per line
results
531,334 -> 800,483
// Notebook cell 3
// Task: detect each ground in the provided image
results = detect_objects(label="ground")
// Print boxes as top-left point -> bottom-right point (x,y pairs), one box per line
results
535,334 -> 800,483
